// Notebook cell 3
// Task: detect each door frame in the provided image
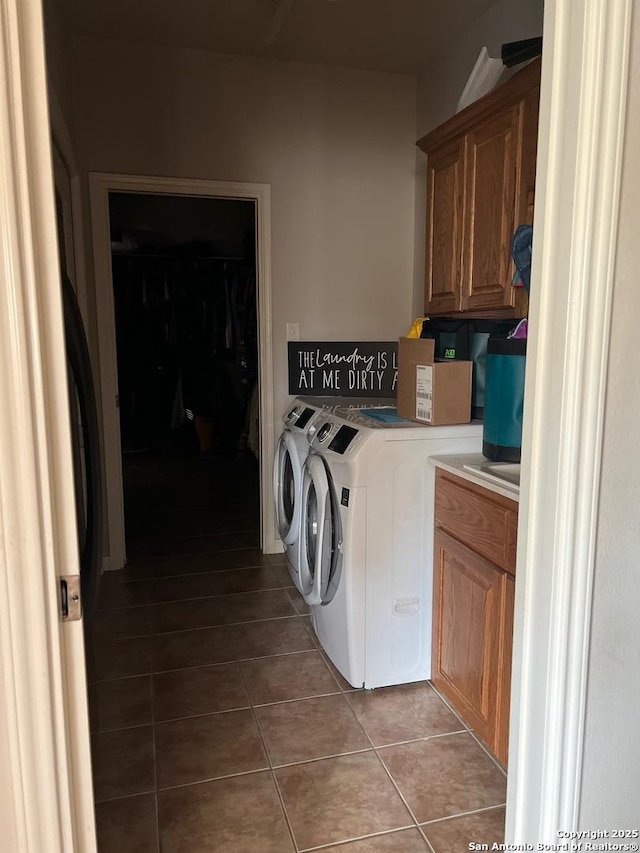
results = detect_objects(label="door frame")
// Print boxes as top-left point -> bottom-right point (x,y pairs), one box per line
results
0,0 -> 96,849
88,173 -> 277,571
508,0 -> 632,838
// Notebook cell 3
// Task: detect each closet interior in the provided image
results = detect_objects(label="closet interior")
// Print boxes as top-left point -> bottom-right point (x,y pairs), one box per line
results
109,192 -> 258,460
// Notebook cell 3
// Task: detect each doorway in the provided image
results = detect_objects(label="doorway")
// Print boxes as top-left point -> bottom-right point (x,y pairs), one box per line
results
89,174 -> 277,573
108,190 -> 260,556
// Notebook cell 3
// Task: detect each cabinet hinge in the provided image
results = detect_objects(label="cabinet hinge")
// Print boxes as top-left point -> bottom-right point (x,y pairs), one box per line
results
60,575 -> 82,622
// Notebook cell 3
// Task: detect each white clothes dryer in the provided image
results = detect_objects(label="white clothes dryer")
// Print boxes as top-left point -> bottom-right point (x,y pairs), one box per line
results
273,396 -> 395,589
298,409 -> 483,689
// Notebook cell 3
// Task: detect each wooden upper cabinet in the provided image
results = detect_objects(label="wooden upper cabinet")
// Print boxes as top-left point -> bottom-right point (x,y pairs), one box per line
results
463,103 -> 522,311
418,58 -> 541,317
425,138 -> 465,315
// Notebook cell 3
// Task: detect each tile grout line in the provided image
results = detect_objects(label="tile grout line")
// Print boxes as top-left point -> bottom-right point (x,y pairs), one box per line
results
100,562 -> 289,590
98,585 -> 303,614
419,801 -> 508,827
125,542 -> 262,560
94,787 -> 157,806
419,828 -> 438,853
113,562 -> 287,582
126,523 -> 259,543
465,727 -> 509,778
94,613 -> 303,642
298,825 -> 429,852
127,534 -> 260,551
426,680 -> 473,733
94,613 -> 309,647
154,764 -> 278,793
424,682 -> 507,777
236,653 -> 301,853
153,702 -> 251,726
122,554 -> 288,574
97,585 -> 298,613
100,563 -> 282,592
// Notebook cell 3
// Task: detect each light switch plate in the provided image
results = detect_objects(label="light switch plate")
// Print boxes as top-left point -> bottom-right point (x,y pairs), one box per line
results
286,323 -> 300,341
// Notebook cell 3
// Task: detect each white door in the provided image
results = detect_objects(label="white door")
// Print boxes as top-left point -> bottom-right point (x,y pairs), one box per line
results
299,455 -> 343,606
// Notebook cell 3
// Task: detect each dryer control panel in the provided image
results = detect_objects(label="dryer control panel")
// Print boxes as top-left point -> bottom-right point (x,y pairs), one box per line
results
328,426 -> 359,455
311,417 -> 368,457
286,405 -> 317,431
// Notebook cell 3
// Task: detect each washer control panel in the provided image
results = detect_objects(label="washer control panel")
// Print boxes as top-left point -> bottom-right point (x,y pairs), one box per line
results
316,422 -> 333,443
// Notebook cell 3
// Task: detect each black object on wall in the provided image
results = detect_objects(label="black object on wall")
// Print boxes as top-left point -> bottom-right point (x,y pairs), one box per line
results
62,272 -> 103,619
501,37 -> 542,68
288,341 -> 398,397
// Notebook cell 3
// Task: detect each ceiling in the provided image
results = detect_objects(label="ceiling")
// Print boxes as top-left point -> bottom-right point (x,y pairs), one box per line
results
55,0 -> 498,75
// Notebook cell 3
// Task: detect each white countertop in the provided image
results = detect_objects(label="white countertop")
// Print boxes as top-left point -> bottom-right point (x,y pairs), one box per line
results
429,453 -> 520,503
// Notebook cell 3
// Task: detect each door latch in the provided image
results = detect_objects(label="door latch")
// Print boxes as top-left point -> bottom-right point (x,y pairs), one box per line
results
60,575 -> 82,622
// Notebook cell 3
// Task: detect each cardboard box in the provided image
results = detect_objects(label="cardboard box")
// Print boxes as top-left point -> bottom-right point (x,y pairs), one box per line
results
396,337 -> 472,426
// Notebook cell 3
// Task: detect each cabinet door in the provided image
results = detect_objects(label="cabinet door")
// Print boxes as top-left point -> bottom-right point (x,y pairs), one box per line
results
424,138 -> 465,315
432,528 -> 505,750
462,103 -> 524,312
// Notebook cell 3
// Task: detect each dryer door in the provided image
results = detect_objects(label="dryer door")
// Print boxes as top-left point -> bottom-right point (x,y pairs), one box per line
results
273,429 -> 302,545
299,455 -> 342,606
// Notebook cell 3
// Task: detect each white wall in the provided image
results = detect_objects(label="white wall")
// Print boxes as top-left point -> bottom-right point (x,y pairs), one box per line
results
411,0 -> 544,317
68,37 -> 417,434
578,4 -> 640,826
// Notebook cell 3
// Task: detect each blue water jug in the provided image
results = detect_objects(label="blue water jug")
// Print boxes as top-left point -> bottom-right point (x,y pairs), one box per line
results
483,335 -> 526,462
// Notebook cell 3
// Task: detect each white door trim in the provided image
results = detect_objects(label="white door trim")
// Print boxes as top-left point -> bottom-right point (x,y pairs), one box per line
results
88,173 -> 277,570
508,0 -> 632,840
0,0 -> 95,850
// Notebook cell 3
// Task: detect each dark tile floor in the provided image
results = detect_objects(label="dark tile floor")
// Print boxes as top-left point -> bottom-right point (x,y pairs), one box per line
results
87,454 -> 507,852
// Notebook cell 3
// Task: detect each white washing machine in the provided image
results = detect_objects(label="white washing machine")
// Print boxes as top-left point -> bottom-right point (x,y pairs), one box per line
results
273,396 -> 396,589
299,408 -> 483,689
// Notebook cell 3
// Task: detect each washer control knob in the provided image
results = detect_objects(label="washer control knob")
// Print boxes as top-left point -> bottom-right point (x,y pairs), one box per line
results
317,423 -> 332,443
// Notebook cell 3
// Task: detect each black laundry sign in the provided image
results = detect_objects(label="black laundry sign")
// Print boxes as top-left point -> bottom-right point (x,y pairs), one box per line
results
288,342 -> 398,397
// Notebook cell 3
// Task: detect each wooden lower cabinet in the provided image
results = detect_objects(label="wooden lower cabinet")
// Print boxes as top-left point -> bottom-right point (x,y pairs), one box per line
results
432,515 -> 515,765
495,573 -> 515,764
